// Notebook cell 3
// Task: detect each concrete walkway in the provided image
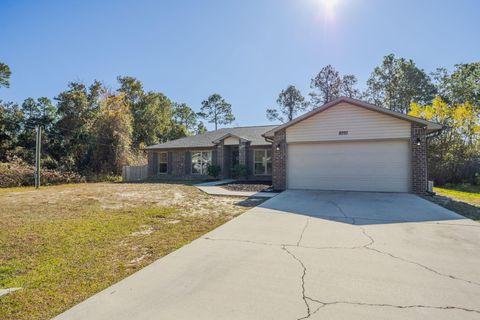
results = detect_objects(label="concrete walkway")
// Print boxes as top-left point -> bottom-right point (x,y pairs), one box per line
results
0,287 -> 21,297
195,179 -> 279,198
54,191 -> 480,320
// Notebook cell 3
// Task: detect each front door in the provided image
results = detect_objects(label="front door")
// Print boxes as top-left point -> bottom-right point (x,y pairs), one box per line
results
231,148 -> 239,169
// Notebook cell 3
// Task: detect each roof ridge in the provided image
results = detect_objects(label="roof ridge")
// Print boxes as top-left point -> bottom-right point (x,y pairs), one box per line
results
225,124 -> 278,129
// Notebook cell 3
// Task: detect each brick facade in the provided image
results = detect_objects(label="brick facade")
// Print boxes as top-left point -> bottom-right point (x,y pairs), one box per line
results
272,129 -> 287,191
147,143 -> 273,181
411,123 -> 428,194
171,150 -> 186,176
215,141 -> 225,178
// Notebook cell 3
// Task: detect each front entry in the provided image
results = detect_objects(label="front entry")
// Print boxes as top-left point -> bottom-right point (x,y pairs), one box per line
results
231,147 -> 239,169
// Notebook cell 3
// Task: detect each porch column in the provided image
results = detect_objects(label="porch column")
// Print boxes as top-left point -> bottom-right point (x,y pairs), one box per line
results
239,140 -> 249,167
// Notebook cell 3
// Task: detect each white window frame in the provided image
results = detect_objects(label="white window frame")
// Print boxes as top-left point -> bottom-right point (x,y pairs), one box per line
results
254,149 -> 272,176
158,152 -> 168,174
191,150 -> 212,175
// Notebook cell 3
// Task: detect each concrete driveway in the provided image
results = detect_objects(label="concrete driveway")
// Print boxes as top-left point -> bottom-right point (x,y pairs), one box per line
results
54,190 -> 480,320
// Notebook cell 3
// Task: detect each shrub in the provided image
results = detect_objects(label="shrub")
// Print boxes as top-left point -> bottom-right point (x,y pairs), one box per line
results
207,164 -> 221,179
231,164 -> 247,179
0,159 -> 85,188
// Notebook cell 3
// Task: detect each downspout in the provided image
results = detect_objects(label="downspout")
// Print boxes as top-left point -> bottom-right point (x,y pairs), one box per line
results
425,126 -> 444,195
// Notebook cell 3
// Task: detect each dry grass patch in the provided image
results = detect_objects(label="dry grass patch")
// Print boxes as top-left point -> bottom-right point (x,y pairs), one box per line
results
0,183 -> 262,320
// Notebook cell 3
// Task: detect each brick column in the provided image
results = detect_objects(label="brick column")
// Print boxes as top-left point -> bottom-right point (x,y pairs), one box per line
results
272,129 -> 287,191
411,123 -> 427,194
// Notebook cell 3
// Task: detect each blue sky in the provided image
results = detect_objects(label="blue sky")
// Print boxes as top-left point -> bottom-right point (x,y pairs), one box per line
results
1,0 -> 479,129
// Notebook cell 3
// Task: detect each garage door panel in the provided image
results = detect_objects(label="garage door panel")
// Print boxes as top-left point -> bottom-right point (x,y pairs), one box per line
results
287,140 -> 410,192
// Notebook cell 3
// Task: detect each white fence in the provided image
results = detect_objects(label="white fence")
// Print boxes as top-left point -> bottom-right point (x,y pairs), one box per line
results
122,165 -> 148,182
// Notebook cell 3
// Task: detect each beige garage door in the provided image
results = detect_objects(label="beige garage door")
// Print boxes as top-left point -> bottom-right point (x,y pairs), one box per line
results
287,140 -> 410,192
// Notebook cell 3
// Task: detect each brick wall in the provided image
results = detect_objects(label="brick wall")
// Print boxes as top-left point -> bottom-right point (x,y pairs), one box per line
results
147,151 -> 155,176
171,150 -> 186,176
411,123 -> 428,194
272,129 -> 287,190
147,149 -> 211,180
216,142 -> 225,178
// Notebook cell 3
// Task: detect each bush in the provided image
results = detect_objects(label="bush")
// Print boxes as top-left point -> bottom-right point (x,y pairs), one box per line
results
0,159 -> 85,188
231,164 -> 247,179
207,164 -> 221,179
85,174 -> 122,183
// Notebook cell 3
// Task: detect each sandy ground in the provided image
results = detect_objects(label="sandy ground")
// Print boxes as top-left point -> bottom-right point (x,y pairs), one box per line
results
0,182 -> 263,228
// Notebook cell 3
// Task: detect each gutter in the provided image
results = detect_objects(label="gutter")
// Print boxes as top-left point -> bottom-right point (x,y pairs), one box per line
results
262,134 -> 274,144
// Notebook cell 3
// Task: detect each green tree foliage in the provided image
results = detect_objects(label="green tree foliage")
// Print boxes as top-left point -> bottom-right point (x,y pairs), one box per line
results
365,54 -> 436,114
310,65 -> 359,105
117,76 -> 184,148
0,62 -> 11,88
173,103 -> 199,134
15,97 -> 58,165
0,101 -> 22,160
409,97 -> 480,184
432,63 -> 480,106
20,97 -> 57,128
198,94 -> 235,130
135,91 -> 175,146
54,82 -> 101,171
266,85 -> 308,123
196,121 -> 207,134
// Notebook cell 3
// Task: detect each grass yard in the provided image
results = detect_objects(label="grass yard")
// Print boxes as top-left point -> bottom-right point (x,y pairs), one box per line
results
0,182 -> 263,320
433,184 -> 480,221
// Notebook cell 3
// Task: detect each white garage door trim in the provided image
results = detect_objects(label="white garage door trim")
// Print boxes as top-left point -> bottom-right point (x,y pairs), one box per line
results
287,140 -> 411,192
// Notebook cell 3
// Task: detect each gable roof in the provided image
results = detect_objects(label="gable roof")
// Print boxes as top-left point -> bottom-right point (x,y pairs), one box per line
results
263,97 -> 443,138
145,125 -> 277,150
211,133 -> 250,144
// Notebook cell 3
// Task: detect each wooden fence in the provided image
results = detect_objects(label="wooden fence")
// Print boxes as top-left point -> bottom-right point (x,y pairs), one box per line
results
122,165 -> 148,182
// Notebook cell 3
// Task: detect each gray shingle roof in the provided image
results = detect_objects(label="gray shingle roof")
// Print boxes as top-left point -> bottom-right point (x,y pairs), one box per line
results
145,125 -> 277,150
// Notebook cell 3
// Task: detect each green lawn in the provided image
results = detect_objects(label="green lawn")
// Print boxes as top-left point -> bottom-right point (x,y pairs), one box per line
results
0,183 -> 260,320
433,185 -> 480,221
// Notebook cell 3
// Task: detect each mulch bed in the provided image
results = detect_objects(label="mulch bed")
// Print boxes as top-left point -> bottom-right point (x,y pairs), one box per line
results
222,181 -> 273,192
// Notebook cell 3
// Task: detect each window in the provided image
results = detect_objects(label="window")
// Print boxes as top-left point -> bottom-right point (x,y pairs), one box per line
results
191,151 -> 212,175
158,152 -> 168,174
254,149 -> 272,175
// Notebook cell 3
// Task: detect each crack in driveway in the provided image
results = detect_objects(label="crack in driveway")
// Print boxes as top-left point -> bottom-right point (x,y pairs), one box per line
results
205,200 -> 480,318
297,217 -> 310,246
330,200 -> 480,288
281,245 -> 312,319
359,228 -> 480,287
304,297 -> 480,315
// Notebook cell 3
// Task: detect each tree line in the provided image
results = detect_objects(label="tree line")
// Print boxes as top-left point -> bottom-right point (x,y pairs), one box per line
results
0,67 -> 235,176
1,54 -> 479,184
266,54 -> 480,185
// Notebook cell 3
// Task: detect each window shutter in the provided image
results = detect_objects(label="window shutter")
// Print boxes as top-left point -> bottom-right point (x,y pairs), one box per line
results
185,151 -> 191,175
153,152 -> 159,175
212,150 -> 218,166
247,147 -> 253,176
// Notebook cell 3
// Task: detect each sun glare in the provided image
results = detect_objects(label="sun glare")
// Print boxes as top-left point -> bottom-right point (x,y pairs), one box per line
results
318,0 -> 342,20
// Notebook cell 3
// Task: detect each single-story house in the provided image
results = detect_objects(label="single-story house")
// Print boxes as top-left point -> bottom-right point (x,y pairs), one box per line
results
145,97 -> 442,194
